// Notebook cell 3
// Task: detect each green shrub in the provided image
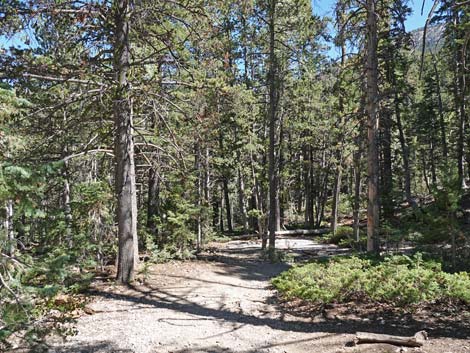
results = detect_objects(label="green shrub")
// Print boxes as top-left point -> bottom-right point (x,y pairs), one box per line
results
272,254 -> 470,306
323,226 -> 353,245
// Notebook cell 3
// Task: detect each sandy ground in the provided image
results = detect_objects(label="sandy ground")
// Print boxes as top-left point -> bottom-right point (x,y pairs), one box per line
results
46,237 -> 470,353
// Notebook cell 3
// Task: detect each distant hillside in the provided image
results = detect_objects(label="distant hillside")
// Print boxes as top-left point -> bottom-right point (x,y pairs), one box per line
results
410,23 -> 445,53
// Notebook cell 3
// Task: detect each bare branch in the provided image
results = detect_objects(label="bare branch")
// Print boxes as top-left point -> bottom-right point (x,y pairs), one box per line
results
419,0 -> 440,79
61,149 -> 114,162
23,73 -> 106,87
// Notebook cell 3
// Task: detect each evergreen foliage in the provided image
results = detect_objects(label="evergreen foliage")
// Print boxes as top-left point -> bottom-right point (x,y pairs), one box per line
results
272,254 -> 470,306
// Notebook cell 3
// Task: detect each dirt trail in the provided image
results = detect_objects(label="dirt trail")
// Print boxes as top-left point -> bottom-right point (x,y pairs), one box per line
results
48,238 -> 469,353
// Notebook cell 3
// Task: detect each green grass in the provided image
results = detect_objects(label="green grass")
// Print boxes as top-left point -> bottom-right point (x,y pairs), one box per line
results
272,254 -> 470,306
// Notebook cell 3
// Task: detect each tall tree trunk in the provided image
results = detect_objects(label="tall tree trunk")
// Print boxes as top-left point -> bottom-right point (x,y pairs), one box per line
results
204,147 -> 211,205
267,0 -> 279,257
62,163 -> 73,247
147,167 -> 160,245
395,94 -> 412,202
5,200 -> 14,256
331,169 -> 342,234
195,142 -> 202,251
223,177 -> 233,233
353,146 -> 362,243
382,109 -> 393,218
430,51 -> 448,162
237,166 -> 249,232
422,151 -> 432,194
212,195 -> 219,229
453,12 -> 467,189
219,186 -> 225,233
331,38 -> 346,235
366,0 -> 380,253
114,0 -> 138,283
250,145 -> 263,237
304,146 -> 314,227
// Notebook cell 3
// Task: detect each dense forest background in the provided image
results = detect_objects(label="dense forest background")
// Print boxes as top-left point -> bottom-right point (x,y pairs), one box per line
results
0,0 -> 470,348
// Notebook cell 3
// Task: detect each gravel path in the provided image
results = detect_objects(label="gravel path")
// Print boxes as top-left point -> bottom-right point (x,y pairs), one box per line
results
47,237 -> 470,353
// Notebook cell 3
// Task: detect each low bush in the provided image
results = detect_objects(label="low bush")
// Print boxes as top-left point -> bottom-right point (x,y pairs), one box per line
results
322,226 -> 353,245
1,250 -> 91,350
272,253 -> 470,306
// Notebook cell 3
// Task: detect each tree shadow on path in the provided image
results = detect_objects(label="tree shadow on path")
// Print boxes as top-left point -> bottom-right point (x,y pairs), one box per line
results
87,245 -> 470,341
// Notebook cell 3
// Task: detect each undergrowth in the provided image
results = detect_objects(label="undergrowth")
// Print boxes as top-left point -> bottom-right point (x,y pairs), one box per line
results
272,253 -> 470,306
0,250 -> 92,350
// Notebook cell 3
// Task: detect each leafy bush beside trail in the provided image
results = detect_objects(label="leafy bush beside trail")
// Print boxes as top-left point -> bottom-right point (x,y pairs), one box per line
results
272,254 -> 470,306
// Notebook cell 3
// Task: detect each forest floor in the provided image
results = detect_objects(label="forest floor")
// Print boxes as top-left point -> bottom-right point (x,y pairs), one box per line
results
45,236 -> 470,353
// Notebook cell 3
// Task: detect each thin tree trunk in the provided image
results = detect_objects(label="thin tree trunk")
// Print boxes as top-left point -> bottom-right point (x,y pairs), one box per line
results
304,146 -> 314,227
237,167 -> 249,232
114,0 -> 138,284
422,152 -> 432,194
62,163 -> 73,247
267,0 -> 279,258
204,147 -> 211,204
195,142 -> 202,252
212,195 -> 219,229
5,200 -> 14,256
353,147 -> 362,243
219,186 -> 225,233
331,169 -> 342,234
250,145 -> 263,237
147,167 -> 160,245
366,0 -> 380,253
430,139 -> 437,185
430,51 -> 448,162
331,38 -> 346,235
453,12 -> 467,189
223,177 -> 233,233
382,110 -> 393,218
396,97 -> 412,202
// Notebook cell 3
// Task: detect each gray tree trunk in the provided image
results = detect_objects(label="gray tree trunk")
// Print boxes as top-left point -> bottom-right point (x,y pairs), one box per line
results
430,51 -> 448,162
147,167 -> 160,244
267,0 -> 279,258
331,37 -> 347,235
237,166 -> 249,232
62,163 -> 73,247
223,177 -> 233,232
5,200 -> 14,256
114,0 -> 138,284
366,0 -> 380,253
353,147 -> 362,243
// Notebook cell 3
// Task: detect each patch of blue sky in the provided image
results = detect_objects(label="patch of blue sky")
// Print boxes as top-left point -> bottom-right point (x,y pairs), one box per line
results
312,0 -> 436,58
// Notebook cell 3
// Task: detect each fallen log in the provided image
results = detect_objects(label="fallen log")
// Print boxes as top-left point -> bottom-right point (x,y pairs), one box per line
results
354,331 -> 427,347
275,229 -> 329,236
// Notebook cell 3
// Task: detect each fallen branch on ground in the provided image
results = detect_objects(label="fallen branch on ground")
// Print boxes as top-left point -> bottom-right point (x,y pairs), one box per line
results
354,331 -> 427,347
275,229 -> 329,236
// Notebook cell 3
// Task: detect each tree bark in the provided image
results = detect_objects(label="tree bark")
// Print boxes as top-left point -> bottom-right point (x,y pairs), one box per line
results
365,0 -> 380,253
331,168 -> 342,234
237,166 -> 249,232
223,177 -> 233,233
430,51 -> 448,162
353,147 -> 362,243
195,142 -> 202,251
391,67 -> 413,205
62,162 -> 73,247
147,167 -> 160,245
5,200 -> 14,256
267,0 -> 279,258
452,12 -> 467,189
114,0 -> 138,284
331,37 -> 346,235
381,109 -> 393,218
304,146 -> 313,227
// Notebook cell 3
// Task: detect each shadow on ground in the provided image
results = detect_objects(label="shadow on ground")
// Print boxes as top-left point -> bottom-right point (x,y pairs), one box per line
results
86,246 -> 470,341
